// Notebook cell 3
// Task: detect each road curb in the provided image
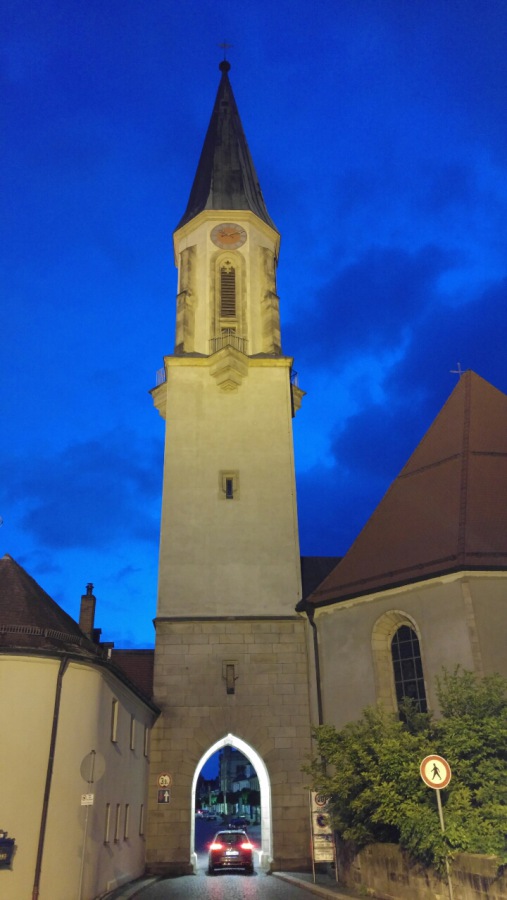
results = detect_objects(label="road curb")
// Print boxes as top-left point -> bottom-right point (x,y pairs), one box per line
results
272,871 -> 361,900
99,875 -> 161,899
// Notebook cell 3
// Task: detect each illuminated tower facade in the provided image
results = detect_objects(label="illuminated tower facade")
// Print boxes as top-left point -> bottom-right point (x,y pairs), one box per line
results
147,62 -> 312,875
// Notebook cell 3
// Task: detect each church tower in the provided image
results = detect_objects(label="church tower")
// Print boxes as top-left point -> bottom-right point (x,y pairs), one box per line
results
147,61 -> 312,875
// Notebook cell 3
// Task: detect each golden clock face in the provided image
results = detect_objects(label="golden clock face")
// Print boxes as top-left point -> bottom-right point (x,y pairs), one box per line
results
210,223 -> 247,249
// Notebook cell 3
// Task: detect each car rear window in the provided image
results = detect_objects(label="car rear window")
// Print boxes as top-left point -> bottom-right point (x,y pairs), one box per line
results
217,831 -> 245,845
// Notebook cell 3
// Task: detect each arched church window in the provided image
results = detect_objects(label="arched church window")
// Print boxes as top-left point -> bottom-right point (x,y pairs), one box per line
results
391,625 -> 427,713
220,262 -> 236,317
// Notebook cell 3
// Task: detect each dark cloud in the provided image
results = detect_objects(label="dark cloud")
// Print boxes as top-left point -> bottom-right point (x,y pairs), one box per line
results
3,0 -> 507,646
330,274 -> 507,477
297,274 -> 507,557
1,432 -> 163,550
297,459 -> 388,558
288,243 -> 452,368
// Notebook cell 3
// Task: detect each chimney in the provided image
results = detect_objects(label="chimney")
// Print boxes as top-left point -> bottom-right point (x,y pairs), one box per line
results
79,583 -> 96,639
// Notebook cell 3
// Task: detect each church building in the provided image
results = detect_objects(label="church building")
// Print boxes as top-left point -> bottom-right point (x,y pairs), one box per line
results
2,60 -> 507,897
144,59 -> 507,877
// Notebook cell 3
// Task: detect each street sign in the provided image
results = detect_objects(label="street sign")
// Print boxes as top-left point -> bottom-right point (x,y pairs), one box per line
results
310,792 -> 334,863
158,789 -> 171,804
420,755 -> 452,790
80,793 -> 94,806
419,755 -> 454,900
158,773 -> 172,788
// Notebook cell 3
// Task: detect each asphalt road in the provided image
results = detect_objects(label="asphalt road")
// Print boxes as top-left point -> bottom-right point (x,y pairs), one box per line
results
131,871 -> 312,899
127,818 -> 312,898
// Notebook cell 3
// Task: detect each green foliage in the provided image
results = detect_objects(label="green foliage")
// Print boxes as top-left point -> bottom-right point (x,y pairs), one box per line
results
304,668 -> 507,873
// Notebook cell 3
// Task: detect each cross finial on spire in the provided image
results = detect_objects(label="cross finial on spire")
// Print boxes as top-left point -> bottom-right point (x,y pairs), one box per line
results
218,40 -> 233,60
451,362 -> 464,378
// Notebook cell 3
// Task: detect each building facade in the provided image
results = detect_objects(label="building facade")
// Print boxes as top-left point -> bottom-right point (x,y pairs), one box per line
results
0,557 -> 159,900
298,370 -> 507,729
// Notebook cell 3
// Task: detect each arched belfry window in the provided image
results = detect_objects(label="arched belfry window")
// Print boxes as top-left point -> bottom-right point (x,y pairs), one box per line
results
211,254 -> 246,355
220,261 -> 236,317
391,625 -> 427,713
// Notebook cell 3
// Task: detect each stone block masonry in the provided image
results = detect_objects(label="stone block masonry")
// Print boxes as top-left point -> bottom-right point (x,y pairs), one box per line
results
146,616 -> 314,875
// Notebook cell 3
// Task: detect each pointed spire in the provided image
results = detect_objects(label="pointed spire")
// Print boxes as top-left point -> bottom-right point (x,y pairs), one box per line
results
176,61 -> 277,231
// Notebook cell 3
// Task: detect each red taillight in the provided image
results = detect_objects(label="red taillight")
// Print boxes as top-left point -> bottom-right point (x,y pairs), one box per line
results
240,842 -> 254,850
210,842 -> 223,850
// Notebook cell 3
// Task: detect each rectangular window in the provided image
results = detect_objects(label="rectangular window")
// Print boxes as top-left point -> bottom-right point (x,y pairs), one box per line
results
111,699 -> 119,743
114,804 -> 121,842
144,726 -> 149,758
104,803 -> 111,844
220,471 -> 239,500
124,804 -> 130,840
130,715 -> 136,751
139,804 -> 145,836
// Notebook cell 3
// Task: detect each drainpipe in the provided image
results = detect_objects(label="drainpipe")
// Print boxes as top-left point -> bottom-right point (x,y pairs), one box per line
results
296,600 -> 323,725
32,655 -> 69,900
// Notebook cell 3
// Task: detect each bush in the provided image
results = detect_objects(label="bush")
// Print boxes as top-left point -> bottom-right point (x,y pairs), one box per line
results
305,668 -> 507,872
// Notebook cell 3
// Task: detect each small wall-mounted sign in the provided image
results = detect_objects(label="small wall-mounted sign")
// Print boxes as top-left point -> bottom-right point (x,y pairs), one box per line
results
158,789 -> 171,804
0,833 -> 15,869
81,793 -> 95,806
158,773 -> 172,788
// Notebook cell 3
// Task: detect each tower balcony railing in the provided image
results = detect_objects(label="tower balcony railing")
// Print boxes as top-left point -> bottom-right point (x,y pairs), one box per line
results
210,333 -> 248,355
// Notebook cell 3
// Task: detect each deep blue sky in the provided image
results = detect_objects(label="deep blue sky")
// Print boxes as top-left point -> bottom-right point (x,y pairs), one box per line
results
3,0 -> 507,648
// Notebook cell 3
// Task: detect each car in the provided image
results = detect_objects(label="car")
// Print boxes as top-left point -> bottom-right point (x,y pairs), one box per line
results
228,815 -> 250,827
208,829 -> 254,874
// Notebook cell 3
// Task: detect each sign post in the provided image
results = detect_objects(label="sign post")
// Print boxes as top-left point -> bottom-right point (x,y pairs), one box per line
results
309,793 -> 336,884
420,755 -> 453,900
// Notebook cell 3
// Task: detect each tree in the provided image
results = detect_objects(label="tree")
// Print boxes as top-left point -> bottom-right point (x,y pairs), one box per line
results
305,669 -> 507,872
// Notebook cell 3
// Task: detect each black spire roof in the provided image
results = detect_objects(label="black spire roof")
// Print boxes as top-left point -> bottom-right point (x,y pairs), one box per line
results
176,61 -> 277,231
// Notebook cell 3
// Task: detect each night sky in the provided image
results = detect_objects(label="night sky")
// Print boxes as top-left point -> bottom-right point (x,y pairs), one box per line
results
3,0 -> 507,648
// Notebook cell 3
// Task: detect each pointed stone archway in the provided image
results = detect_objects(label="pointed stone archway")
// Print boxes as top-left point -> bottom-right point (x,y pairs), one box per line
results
190,733 -> 272,872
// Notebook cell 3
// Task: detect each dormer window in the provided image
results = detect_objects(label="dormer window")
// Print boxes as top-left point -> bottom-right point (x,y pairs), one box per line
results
220,262 -> 236,317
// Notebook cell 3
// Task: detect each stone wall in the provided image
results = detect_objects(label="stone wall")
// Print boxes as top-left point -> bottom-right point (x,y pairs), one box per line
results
146,617 -> 313,875
337,842 -> 507,899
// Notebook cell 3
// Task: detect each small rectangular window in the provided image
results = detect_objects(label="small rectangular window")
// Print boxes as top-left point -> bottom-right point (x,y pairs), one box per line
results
130,715 -> 136,751
114,804 -> 121,842
104,803 -> 111,844
111,699 -> 119,743
220,470 -> 239,500
124,804 -> 130,840
144,726 -> 149,758
139,804 -> 145,836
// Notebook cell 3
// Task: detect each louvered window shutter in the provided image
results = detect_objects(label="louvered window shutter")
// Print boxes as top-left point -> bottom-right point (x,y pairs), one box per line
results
220,265 -> 236,317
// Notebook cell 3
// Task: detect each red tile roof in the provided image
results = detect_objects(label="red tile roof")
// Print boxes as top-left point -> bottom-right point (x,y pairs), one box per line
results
308,371 -> 507,606
111,649 -> 154,698
0,553 -> 97,656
